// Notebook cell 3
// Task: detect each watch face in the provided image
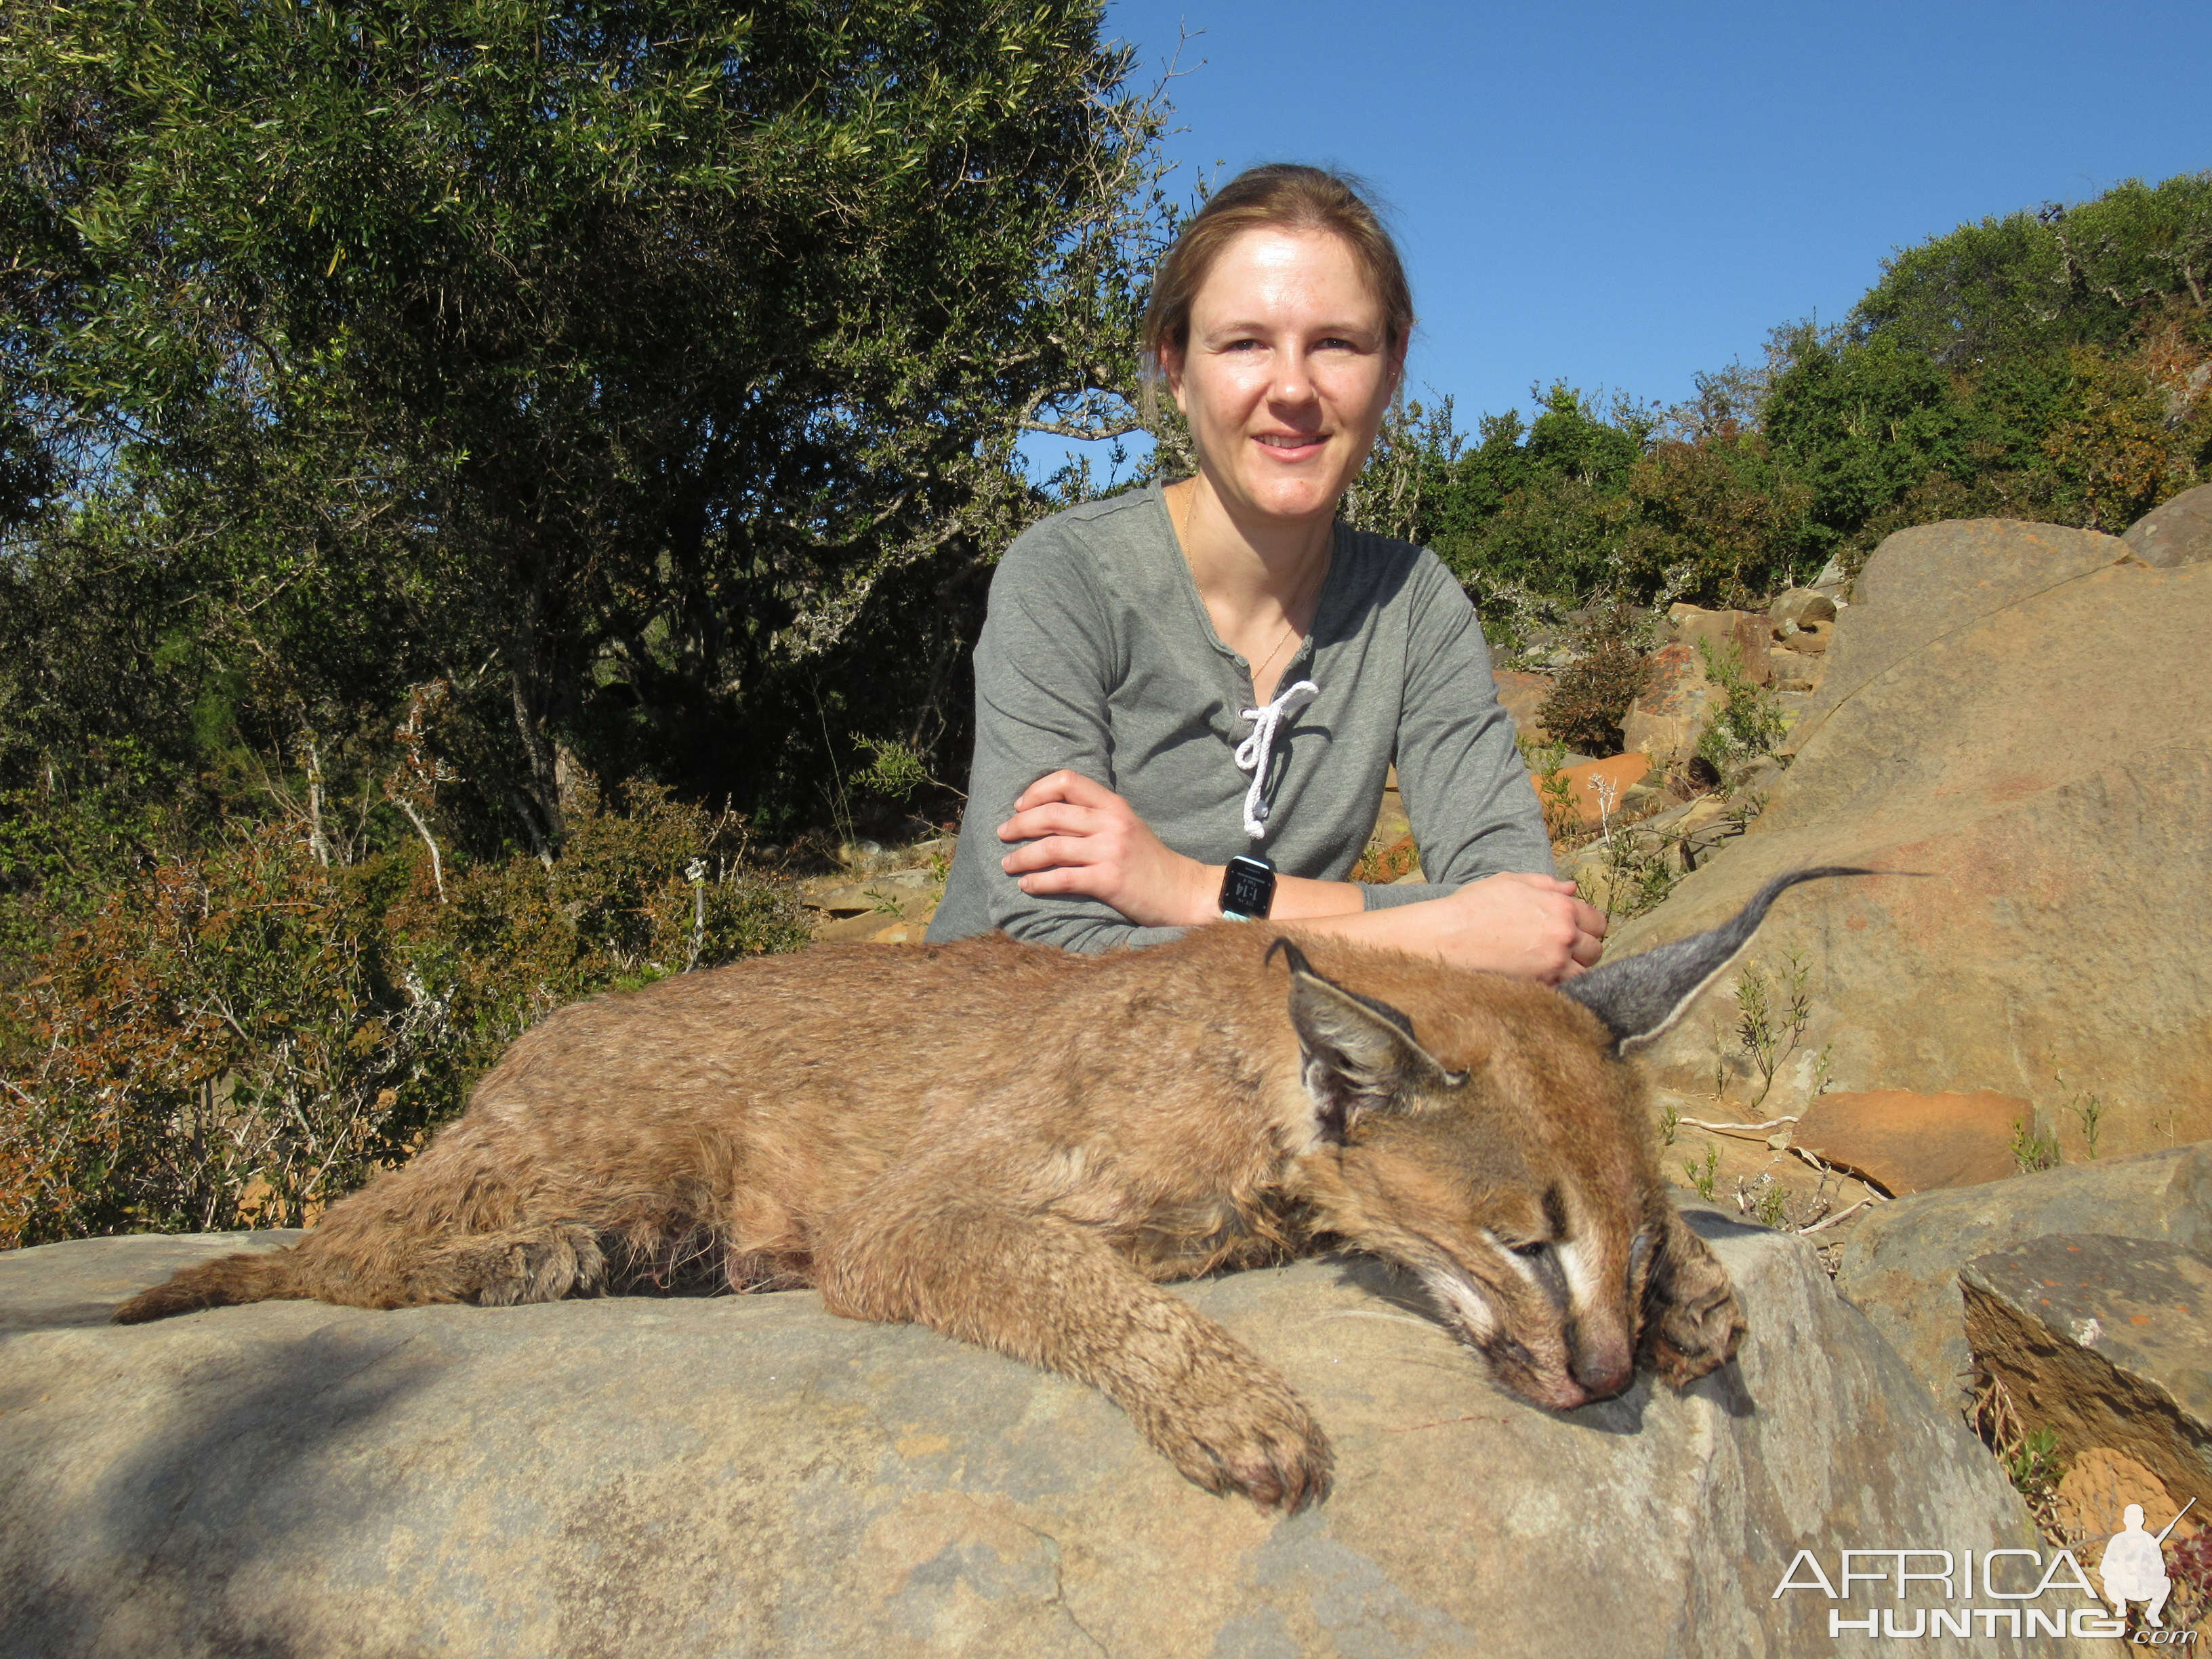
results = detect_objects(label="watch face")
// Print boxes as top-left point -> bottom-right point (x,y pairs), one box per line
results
1221,857 -> 1276,919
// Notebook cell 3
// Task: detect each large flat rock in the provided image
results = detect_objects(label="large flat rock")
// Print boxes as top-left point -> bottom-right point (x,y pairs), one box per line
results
0,1218 -> 2045,1658
1603,520 -> 2212,1157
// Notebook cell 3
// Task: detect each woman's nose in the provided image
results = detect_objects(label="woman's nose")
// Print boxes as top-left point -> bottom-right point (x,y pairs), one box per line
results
1269,349 -> 1317,405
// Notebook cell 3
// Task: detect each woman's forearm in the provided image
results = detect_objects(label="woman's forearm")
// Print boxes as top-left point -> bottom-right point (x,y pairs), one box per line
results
1251,873 -> 1605,984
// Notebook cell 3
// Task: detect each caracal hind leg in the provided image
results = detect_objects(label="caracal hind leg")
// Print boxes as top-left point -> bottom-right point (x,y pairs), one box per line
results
816,1179 -> 1331,1512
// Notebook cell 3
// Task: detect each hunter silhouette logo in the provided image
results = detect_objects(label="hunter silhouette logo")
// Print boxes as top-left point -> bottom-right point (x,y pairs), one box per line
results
2102,1499 -> 2196,1630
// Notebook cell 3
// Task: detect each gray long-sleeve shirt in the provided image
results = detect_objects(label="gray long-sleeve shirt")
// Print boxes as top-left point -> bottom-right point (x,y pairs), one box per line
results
926,480 -> 1553,952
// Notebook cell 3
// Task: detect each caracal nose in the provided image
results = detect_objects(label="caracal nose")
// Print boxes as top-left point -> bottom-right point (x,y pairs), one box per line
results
1572,1340 -> 1635,1400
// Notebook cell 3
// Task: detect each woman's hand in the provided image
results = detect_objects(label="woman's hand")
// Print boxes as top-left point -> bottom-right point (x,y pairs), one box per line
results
1304,871 -> 1605,985
1416,872 -> 1606,983
998,771 -> 1215,928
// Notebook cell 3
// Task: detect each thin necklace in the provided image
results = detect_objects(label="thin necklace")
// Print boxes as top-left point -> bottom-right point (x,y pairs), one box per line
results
1170,484 -> 1331,697
1251,539 -> 1331,697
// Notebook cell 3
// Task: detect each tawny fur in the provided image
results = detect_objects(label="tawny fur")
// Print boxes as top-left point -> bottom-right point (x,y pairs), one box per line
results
113,926 -> 1745,1511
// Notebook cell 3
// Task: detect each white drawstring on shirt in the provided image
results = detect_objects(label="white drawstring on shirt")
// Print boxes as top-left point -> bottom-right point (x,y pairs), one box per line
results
1234,680 -> 1319,841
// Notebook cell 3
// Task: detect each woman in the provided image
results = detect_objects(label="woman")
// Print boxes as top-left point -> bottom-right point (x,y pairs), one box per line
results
926,165 -> 1604,982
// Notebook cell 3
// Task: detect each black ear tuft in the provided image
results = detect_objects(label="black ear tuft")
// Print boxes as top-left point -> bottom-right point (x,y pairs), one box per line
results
1270,937 -> 1466,1143
1561,867 -> 1917,1053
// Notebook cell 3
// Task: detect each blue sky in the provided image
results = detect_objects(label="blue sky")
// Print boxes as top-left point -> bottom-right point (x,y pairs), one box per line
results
1025,0 -> 2212,475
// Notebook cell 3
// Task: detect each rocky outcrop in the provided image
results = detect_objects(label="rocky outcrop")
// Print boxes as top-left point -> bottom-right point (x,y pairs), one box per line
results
0,1218 -> 2044,1658
1620,641 -> 1717,770
1961,1234 -> 2212,1519
2122,482 -> 2212,569
1600,517 -> 2212,1157
1664,603 -> 1771,685
1832,1145 -> 2212,1409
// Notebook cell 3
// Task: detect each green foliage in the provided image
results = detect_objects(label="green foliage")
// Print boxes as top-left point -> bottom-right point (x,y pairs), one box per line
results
1694,641 -> 1787,788
2003,1427 -> 2063,1497
1683,1143 -> 1719,1203
1,0 -> 1164,850
1536,600 -> 1654,756
1515,733 -> 1578,842
2010,1114 -> 2062,1175
1732,951 -> 1811,1110
1363,171 -> 2210,605
0,786 -> 806,1246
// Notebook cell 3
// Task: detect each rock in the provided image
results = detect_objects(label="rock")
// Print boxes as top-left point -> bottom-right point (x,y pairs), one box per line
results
0,1220 -> 2045,1658
1768,652 -> 1824,694
1491,668 -> 1555,739
1774,617 -> 1831,655
1555,752 -> 1651,827
1832,1145 -> 2212,1408
1664,603 -> 1771,685
1598,519 -> 2212,1158
2050,1447 -> 2186,1549
1768,589 -> 1838,632
1961,1233 -> 2212,1520
1785,518 -> 2129,756
1620,642 -> 1718,771
1790,1090 -> 2028,1197
2123,483 -> 2212,569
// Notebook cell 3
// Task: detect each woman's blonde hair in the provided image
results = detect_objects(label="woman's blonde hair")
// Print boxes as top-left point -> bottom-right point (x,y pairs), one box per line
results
1140,164 -> 1413,419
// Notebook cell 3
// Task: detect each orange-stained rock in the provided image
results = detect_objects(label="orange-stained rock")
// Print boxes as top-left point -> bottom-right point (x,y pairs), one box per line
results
1490,668 -> 1555,740
1790,1090 -> 2027,1197
1549,753 -> 1651,827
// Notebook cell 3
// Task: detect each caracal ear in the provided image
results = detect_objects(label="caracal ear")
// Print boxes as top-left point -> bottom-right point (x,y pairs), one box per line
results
1268,937 -> 1467,1145
1561,867 -> 1909,1054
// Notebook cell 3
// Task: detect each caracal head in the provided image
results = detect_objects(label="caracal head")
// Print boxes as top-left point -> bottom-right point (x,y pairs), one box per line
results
1268,868 -> 1883,1412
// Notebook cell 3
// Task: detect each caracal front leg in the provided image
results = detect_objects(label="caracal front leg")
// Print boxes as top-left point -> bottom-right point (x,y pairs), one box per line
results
815,1175 -> 1332,1511
1639,1203 -> 1746,1386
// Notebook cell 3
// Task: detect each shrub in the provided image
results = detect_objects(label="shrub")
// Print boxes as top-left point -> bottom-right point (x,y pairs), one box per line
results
0,787 -> 806,1246
1694,641 -> 1788,790
1536,602 -> 1655,756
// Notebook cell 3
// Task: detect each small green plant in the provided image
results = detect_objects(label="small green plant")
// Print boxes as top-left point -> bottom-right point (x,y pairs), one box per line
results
1733,950 -> 1812,1108
1755,1184 -> 1790,1230
2005,1427 -> 2062,1494
2052,1065 -> 2108,1160
862,887 -> 906,919
853,737 -> 937,804
2010,1114 -> 2062,1174
1589,823 -> 1681,923
1658,1097 -> 1680,1146
1683,1143 -> 1719,1201
1969,1374 -> 2068,1536
1694,640 -> 1787,790
1517,734 -> 1578,842
1809,1042 -> 1835,1099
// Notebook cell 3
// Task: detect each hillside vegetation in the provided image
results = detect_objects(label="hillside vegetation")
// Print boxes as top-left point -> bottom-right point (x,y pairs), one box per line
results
1,0 -> 2206,1242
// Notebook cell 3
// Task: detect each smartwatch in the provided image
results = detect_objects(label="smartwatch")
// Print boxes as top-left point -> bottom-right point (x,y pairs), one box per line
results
1218,853 -> 1277,921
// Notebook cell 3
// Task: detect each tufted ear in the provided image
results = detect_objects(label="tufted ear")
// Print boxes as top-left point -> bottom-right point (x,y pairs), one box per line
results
1269,938 -> 1467,1144
1561,867 -> 1904,1054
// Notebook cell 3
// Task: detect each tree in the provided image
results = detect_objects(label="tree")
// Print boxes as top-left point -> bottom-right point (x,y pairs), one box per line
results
1,0 -> 1165,856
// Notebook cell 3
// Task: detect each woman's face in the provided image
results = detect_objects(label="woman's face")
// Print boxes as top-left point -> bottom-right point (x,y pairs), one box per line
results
1162,226 -> 1403,530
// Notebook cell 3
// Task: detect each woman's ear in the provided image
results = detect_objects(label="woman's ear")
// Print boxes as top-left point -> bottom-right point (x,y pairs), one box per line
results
1156,340 -> 1188,414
